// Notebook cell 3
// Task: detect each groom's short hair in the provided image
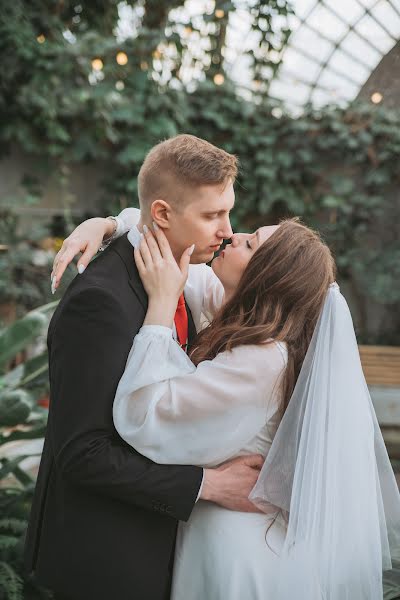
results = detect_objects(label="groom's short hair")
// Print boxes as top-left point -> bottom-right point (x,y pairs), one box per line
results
138,134 -> 238,214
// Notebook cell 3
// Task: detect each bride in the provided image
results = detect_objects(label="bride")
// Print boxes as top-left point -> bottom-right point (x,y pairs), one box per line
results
52,210 -> 400,599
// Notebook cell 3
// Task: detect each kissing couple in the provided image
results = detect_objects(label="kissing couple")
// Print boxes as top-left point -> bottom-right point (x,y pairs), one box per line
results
25,135 -> 400,600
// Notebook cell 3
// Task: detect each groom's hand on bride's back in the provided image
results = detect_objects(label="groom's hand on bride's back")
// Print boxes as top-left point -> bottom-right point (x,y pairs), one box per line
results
200,455 -> 265,513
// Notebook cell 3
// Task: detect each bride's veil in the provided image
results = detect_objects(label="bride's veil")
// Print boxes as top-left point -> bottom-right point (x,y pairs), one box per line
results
250,283 -> 400,599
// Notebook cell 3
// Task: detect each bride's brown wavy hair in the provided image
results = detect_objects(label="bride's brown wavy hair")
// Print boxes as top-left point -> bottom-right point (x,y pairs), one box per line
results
190,218 -> 336,415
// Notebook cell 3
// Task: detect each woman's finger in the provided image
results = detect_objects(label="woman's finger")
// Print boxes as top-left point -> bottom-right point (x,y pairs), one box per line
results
76,243 -> 98,275
51,250 -> 69,291
143,227 -> 162,262
152,223 -> 175,260
52,249 -> 63,274
53,244 -> 83,289
179,244 -> 195,281
138,235 -> 153,269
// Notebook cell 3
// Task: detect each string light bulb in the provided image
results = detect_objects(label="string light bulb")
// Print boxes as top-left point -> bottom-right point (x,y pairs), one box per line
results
116,52 -> 128,66
37,35 -> 45,44
371,92 -> 383,104
213,73 -> 225,85
215,9 -> 225,18
92,58 -> 104,71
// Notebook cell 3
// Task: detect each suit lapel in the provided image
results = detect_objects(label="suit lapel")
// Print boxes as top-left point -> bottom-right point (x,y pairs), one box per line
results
111,234 -> 197,350
111,234 -> 148,311
185,297 -> 197,351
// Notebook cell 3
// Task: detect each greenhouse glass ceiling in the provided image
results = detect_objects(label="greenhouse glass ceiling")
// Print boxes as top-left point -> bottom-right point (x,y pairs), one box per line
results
229,0 -> 400,112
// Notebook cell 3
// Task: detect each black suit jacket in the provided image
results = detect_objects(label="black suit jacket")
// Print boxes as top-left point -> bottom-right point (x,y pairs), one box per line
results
24,234 -> 203,600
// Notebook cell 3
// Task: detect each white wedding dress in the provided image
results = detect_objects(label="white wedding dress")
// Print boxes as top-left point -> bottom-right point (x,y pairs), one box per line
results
113,325 -> 288,600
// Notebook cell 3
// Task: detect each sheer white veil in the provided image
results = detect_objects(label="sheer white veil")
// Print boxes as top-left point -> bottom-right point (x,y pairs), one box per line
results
250,283 -> 400,599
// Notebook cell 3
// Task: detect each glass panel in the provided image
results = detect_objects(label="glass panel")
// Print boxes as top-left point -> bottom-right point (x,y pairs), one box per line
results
279,47 -> 322,82
339,30 -> 382,67
328,47 -> 370,84
357,0 -> 380,8
269,78 -> 311,104
293,0 -> 320,20
306,4 -> 349,40
318,68 -> 361,98
290,24 -> 334,61
371,2 -> 400,38
356,14 -> 394,52
323,0 -> 365,25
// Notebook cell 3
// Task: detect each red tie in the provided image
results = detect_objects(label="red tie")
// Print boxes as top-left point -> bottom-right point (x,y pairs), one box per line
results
174,293 -> 188,353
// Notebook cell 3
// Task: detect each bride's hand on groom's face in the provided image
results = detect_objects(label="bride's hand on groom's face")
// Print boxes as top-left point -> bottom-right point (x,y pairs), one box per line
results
134,225 -> 194,304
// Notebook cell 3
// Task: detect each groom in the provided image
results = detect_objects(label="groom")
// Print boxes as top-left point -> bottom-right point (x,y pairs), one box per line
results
24,135 -> 264,600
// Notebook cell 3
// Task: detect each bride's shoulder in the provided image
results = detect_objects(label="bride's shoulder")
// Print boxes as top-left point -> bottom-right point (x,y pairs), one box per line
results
273,340 -> 288,366
216,340 -> 288,374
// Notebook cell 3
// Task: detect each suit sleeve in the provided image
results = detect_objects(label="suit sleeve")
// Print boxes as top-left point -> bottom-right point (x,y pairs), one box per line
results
49,286 -> 202,521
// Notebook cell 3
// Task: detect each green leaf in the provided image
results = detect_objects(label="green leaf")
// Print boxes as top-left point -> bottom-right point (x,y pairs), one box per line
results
321,195 -> 344,208
0,561 -> 23,600
2,351 -> 48,390
0,390 -> 33,427
0,312 -> 47,371
0,518 -> 27,535
0,456 -> 31,481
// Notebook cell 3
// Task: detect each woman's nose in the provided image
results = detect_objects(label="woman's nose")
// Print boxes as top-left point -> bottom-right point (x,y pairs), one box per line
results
230,233 -> 241,247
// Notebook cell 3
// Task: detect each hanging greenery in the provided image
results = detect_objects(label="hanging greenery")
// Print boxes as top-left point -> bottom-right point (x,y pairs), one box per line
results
0,1 -> 399,344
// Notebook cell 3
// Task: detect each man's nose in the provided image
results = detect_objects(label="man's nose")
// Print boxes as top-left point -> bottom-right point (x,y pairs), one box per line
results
217,217 -> 233,240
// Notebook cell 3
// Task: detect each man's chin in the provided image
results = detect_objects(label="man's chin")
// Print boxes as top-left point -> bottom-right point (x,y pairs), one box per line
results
190,251 -> 215,265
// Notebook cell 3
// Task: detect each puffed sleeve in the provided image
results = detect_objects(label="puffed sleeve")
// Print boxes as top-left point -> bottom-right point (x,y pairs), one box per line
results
113,325 -> 286,467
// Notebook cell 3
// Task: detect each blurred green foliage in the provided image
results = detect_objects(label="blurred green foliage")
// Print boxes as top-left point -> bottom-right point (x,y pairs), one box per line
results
0,204 -> 76,319
0,303 -> 56,600
0,1 -> 399,343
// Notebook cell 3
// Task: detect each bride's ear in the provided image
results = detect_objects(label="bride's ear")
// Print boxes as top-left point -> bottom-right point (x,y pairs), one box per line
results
150,199 -> 172,229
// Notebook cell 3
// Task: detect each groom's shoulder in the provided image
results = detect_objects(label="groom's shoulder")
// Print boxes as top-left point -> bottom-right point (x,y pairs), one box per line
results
52,237 -> 135,321
68,235 -> 133,294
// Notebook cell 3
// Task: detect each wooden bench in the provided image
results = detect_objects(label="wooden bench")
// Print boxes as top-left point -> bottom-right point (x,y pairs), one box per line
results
359,345 -> 400,387
359,346 -> 400,460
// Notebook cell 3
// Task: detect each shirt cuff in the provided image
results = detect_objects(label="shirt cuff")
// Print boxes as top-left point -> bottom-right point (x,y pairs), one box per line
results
139,324 -> 174,336
195,470 -> 205,502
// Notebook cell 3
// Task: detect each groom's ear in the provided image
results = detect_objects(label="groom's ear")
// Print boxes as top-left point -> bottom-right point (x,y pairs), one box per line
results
150,199 -> 173,229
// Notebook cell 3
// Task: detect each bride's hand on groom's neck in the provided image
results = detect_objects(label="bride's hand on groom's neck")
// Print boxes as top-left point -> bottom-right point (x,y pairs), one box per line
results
135,224 -> 195,327
200,455 -> 266,513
